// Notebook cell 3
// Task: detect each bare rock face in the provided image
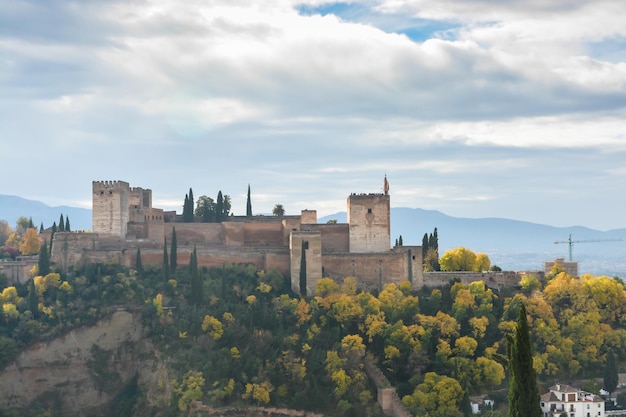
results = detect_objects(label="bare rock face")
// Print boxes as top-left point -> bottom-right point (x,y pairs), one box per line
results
0,311 -> 167,416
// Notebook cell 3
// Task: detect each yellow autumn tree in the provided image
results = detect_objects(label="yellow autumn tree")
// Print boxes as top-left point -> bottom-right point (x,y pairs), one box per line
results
19,228 -> 41,255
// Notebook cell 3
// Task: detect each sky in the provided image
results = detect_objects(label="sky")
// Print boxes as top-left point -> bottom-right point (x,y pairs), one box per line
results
1,0 -> 626,232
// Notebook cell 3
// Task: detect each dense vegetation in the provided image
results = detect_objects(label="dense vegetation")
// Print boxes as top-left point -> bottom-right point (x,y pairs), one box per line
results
2,255 -> 626,417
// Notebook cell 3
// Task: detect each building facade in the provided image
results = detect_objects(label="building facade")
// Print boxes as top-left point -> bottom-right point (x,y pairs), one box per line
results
541,384 -> 605,417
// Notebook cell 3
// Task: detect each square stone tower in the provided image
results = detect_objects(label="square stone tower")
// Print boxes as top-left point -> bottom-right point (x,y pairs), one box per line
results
347,193 -> 390,253
92,181 -> 130,238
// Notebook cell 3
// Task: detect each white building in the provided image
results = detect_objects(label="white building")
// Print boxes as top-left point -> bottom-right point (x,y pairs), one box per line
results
541,384 -> 605,417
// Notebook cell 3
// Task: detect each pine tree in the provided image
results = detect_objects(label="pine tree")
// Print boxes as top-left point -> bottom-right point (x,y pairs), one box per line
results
507,302 -> 542,417
246,184 -> 252,217
135,248 -> 143,274
29,279 -> 38,319
163,237 -> 169,281
38,240 -> 50,276
299,241 -> 307,297
170,227 -> 177,274
59,214 -> 65,232
65,216 -> 70,232
604,349 -> 619,394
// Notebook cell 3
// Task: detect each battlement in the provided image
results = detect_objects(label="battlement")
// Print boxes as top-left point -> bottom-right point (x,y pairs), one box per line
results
93,180 -> 129,189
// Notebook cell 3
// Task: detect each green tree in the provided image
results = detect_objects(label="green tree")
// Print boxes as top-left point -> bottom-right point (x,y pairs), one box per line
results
216,191 -> 225,222
183,188 -> 195,222
170,227 -> 177,274
299,241 -> 307,297
162,237 -> 169,281
604,349 -> 618,394
28,279 -> 38,318
196,195 -> 216,222
190,245 -> 202,304
135,248 -> 143,274
39,222 -> 44,233
246,184 -> 252,217
16,216 -> 30,234
38,240 -> 50,276
272,204 -> 285,216
507,302 -> 542,417
65,216 -> 70,232
59,214 -> 65,232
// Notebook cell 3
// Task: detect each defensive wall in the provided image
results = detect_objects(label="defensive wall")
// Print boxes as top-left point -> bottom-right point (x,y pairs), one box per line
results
421,270 -> 543,290
0,257 -> 38,285
319,246 -> 423,292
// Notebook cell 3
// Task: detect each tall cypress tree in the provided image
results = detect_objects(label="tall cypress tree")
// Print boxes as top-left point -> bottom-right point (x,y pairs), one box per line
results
299,241 -> 307,297
65,216 -> 70,232
216,191 -> 224,222
135,248 -> 143,274
28,217 -> 34,229
170,227 -> 177,274
188,188 -> 194,219
190,245 -> 202,304
59,214 -> 65,232
163,237 -> 169,281
40,222 -> 44,233
38,240 -> 50,276
246,184 -> 252,217
29,279 -> 38,319
604,349 -> 619,394
507,302 -> 542,417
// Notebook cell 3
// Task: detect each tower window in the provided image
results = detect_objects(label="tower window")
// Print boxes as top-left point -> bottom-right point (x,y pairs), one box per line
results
367,208 -> 372,214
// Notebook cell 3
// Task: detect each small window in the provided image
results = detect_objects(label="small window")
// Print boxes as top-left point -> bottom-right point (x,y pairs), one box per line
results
100,191 -> 104,195
367,208 -> 372,214
109,191 -> 113,195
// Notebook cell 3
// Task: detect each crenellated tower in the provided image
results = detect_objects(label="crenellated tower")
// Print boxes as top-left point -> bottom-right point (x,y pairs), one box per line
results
92,180 -> 131,238
347,176 -> 391,253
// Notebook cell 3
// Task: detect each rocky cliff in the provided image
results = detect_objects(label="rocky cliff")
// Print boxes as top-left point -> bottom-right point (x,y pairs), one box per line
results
0,310 -> 170,416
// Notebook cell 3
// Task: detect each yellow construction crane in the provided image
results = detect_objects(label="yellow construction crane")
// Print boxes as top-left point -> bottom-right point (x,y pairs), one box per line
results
554,234 -> 622,261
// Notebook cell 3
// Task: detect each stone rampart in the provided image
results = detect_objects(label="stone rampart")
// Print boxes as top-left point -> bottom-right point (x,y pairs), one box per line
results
305,224 -> 349,253
422,270 -> 534,289
0,257 -> 38,285
321,247 -> 422,292
188,404 -> 324,417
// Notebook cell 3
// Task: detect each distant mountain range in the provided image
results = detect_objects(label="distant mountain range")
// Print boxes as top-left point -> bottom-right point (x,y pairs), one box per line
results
0,195 -> 92,232
2,195 -> 624,277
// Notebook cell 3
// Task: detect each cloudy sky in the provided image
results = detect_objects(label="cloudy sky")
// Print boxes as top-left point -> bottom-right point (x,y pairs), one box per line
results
2,0 -> 626,232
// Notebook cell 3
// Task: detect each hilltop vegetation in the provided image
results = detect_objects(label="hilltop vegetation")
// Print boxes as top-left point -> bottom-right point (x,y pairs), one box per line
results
1,258 -> 626,417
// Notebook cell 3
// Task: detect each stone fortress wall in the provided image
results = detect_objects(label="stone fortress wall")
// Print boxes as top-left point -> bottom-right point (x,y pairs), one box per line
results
46,178 -> 536,293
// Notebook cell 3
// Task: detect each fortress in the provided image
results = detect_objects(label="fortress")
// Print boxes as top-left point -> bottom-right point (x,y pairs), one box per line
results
50,178 -> 424,294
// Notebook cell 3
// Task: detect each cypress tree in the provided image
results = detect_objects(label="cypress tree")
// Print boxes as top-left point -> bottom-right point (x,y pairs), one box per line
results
507,302 -> 542,417
163,237 -> 169,281
39,222 -> 44,233
422,233 -> 429,260
246,184 -> 252,217
183,193 -> 189,217
59,214 -> 65,232
29,279 -> 38,319
299,241 -> 307,297
135,248 -> 143,274
188,188 -> 194,219
216,191 -> 224,222
28,217 -> 34,229
170,227 -> 177,274
38,240 -> 50,276
604,349 -> 619,394
398,235 -> 403,246
65,216 -> 70,232
52,221 -> 57,234
190,246 -> 202,304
